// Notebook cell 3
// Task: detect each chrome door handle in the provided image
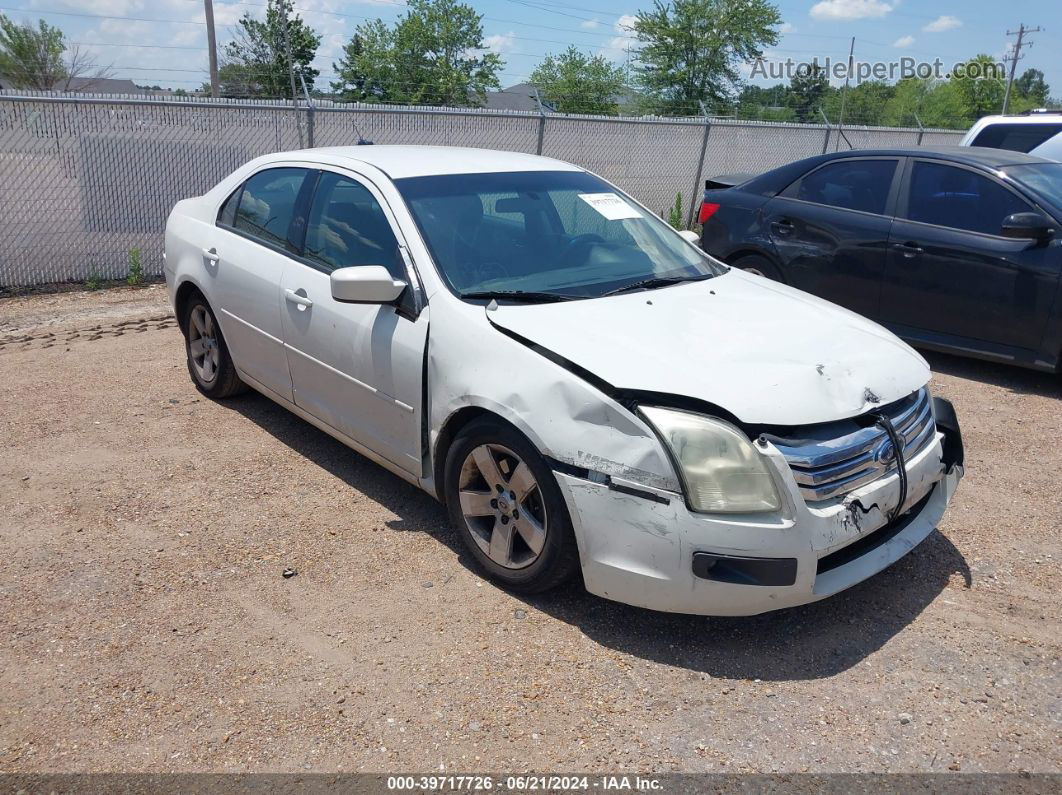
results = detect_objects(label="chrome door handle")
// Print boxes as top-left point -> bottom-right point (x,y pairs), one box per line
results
284,288 -> 313,309
203,247 -> 220,264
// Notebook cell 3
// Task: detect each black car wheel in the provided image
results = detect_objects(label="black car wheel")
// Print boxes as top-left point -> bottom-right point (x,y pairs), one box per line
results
732,254 -> 783,282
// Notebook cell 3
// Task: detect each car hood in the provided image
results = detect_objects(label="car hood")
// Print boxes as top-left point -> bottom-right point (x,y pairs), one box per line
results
485,270 -> 930,426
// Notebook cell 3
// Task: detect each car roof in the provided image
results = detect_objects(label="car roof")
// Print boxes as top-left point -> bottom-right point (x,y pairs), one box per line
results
825,145 -> 1055,168
970,113 -> 1062,127
257,145 -> 583,180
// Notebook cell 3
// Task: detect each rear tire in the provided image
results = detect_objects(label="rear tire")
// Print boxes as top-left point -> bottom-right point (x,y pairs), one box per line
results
181,293 -> 246,399
444,417 -> 580,594
731,254 -> 783,282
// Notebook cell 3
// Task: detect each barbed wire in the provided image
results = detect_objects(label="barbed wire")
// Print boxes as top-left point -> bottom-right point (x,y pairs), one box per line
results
0,86 -> 987,129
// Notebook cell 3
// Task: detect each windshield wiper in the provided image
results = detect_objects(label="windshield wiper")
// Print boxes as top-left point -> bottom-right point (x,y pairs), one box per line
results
602,274 -> 710,297
460,290 -> 579,303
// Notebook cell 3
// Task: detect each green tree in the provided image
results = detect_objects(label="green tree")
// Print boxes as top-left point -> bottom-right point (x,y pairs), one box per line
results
787,61 -> 829,122
824,80 -> 895,126
332,0 -> 503,107
733,84 -> 794,121
880,77 -> 969,129
219,0 -> 320,98
1015,68 -> 1049,106
1,14 -> 110,90
530,46 -> 625,115
952,54 -> 1007,120
632,0 -> 781,115
0,15 -> 67,89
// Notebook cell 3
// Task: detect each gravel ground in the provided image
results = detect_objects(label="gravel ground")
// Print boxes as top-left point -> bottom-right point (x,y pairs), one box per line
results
0,285 -> 1059,774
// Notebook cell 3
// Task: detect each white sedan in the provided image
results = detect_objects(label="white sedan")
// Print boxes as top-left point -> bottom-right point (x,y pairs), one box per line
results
164,146 -> 964,615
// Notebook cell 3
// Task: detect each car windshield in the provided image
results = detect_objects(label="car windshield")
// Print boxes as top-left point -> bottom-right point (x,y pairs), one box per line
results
1005,163 -> 1062,211
395,170 -> 726,300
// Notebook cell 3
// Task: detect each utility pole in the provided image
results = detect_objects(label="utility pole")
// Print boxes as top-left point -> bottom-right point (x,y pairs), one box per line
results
278,0 -> 303,146
1002,23 -> 1041,114
204,0 -> 219,97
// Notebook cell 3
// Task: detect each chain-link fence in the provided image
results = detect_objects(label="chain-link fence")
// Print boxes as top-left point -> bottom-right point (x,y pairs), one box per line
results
0,91 -> 965,289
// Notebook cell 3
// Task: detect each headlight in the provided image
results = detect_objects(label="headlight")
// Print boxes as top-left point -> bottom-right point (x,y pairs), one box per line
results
641,407 -> 781,513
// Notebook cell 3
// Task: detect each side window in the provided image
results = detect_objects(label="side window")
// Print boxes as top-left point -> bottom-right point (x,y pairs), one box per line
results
303,172 -> 403,277
217,187 -> 239,226
907,161 -> 1033,236
232,167 -> 308,248
795,159 -> 897,215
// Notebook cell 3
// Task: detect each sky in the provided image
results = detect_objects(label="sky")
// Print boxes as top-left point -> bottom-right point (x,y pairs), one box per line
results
1,0 -> 1059,100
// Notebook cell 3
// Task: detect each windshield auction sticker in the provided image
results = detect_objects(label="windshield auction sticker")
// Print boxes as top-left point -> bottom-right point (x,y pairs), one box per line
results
578,192 -> 642,221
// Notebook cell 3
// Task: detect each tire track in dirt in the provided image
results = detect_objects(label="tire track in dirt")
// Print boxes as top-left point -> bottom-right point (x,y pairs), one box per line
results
0,314 -> 176,353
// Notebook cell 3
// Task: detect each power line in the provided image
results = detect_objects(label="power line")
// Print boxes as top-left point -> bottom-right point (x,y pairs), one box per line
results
0,2 -> 629,48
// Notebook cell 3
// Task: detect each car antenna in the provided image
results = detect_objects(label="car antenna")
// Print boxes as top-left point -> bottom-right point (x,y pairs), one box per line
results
353,119 -> 373,145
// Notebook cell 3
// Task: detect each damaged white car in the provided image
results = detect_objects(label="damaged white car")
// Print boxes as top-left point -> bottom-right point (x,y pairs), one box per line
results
164,146 -> 965,615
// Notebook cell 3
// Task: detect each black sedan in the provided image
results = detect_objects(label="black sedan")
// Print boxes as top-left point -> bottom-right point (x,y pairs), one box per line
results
698,147 -> 1062,372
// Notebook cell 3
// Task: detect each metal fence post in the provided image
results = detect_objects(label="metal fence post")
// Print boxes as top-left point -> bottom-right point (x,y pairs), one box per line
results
819,109 -> 832,154
299,73 -> 315,148
533,86 -> 546,155
687,111 -> 713,229
915,113 -> 924,146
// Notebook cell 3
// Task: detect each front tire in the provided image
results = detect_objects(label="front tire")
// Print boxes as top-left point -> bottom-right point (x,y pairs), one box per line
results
444,418 -> 580,593
181,294 -> 246,399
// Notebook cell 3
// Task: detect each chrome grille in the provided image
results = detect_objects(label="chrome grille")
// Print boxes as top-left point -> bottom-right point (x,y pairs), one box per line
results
772,388 -> 937,503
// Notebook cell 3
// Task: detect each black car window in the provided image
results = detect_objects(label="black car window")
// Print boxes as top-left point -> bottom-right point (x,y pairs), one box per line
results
303,172 -> 403,277
907,162 -> 1033,236
233,167 -> 308,248
796,159 -> 897,215
971,123 -> 1062,153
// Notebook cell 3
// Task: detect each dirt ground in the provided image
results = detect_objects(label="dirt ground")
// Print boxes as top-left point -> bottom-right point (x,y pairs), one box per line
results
0,284 -> 1059,775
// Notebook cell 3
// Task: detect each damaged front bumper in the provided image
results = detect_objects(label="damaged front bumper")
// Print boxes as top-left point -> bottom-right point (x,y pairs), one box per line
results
553,416 -> 964,617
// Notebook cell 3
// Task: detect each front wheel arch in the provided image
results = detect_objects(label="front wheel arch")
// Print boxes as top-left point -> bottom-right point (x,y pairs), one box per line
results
433,406 -> 527,507
726,249 -> 785,282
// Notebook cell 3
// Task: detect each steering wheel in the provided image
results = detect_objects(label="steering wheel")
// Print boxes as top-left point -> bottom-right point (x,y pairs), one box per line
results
560,233 -> 606,267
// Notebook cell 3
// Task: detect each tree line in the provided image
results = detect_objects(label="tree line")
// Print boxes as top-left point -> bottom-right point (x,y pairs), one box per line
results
738,58 -> 1053,128
1,0 -> 1056,128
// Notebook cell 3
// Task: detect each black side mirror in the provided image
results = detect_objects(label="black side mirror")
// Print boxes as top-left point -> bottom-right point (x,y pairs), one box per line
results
1000,212 -> 1055,242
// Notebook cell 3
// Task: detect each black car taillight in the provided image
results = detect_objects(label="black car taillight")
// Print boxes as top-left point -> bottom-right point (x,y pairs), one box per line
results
698,201 -> 720,224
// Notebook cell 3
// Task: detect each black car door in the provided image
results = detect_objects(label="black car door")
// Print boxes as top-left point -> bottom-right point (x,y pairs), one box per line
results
881,158 -> 1059,352
761,157 -> 901,319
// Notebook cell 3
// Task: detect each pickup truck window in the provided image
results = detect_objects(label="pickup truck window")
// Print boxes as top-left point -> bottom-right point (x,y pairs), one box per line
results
971,123 -> 1062,153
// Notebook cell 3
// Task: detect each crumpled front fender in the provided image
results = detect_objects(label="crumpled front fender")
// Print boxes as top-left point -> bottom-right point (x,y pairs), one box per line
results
427,302 -> 681,495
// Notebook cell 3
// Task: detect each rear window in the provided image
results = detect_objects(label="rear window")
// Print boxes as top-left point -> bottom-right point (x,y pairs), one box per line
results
971,123 -> 1062,153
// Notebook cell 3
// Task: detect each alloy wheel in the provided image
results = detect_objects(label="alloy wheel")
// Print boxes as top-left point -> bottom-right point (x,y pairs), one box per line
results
187,305 -> 220,384
457,443 -> 548,569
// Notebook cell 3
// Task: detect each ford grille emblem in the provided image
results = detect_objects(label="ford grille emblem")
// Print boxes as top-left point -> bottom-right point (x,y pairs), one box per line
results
874,438 -> 897,465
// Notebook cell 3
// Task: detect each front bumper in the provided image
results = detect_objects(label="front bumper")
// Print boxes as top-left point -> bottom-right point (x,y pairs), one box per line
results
554,424 -> 963,616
